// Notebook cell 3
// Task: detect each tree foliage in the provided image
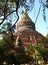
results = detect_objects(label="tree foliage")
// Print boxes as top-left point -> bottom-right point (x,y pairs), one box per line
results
26,43 -> 48,64
0,0 -> 48,28
0,0 -> 48,64
0,0 -> 34,25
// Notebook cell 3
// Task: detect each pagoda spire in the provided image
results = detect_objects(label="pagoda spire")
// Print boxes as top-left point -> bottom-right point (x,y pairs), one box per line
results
24,9 -> 28,14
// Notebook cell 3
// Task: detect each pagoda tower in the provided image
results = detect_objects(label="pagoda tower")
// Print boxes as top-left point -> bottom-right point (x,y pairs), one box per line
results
13,11 -> 44,49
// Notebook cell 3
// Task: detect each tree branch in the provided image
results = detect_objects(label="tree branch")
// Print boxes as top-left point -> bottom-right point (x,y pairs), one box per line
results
35,5 -> 41,24
9,9 -> 19,31
0,10 -> 16,25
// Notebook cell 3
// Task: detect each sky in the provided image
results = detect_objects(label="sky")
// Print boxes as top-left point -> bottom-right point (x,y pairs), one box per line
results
28,0 -> 48,36
0,0 -> 48,38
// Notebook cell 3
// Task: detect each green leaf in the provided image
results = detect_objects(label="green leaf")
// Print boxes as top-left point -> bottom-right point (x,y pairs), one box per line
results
9,0 -> 15,2
46,4 -> 48,8
46,0 -> 48,2
43,15 -> 46,21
